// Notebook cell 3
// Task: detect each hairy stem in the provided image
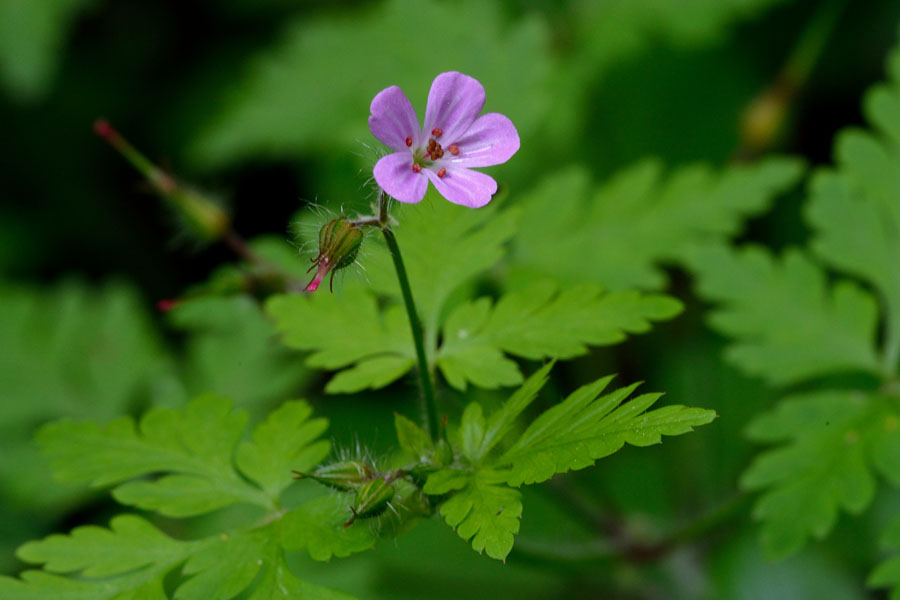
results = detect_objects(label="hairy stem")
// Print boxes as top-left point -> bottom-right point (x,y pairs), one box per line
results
381,226 -> 440,441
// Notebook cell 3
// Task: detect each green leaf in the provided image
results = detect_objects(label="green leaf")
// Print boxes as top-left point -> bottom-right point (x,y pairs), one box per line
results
0,0 -> 98,100
37,395 -> 278,514
16,515 -> 191,578
175,531 -> 265,600
7,517 -> 189,600
8,399 -> 355,599
470,363 -> 554,463
690,244 -> 882,385
870,514 -> 900,597
425,469 -> 522,561
188,0 -> 551,170
266,284 -> 414,394
499,377 -> 716,486
281,494 -> 379,561
394,412 -> 432,461
510,158 -> 803,291
267,194 -> 522,393
236,401 -> 331,499
741,391 -> 900,559
438,281 -> 681,389
806,41 -> 900,376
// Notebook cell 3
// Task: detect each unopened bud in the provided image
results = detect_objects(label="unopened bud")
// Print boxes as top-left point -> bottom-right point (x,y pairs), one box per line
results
344,476 -> 396,527
292,460 -> 374,491
305,217 -> 364,292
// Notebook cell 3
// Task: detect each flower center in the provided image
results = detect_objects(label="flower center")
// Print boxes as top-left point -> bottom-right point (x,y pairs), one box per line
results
410,128 -> 459,176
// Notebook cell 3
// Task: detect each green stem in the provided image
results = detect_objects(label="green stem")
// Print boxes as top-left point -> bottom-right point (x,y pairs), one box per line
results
381,226 -> 440,441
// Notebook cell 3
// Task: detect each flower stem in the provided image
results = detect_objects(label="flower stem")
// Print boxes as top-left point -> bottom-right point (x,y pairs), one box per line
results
381,226 -> 440,442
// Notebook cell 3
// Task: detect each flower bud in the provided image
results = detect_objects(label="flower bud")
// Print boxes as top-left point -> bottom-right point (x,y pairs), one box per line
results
306,217 -> 364,292
344,476 -> 396,527
292,460 -> 374,491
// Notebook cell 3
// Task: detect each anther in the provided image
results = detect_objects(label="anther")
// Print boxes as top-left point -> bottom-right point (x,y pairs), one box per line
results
448,144 -> 459,155
432,128 -> 443,137
405,136 -> 412,147
437,167 -> 447,178
412,164 -> 422,173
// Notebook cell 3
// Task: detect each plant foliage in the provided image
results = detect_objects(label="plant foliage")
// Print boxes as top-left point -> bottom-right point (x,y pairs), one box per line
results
690,36 -> 900,597
267,194 -> 682,393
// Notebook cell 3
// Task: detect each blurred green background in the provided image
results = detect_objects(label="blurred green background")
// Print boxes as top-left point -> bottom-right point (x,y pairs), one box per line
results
3,0 -> 900,597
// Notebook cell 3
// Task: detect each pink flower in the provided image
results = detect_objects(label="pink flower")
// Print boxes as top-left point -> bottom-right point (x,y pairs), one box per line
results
368,72 -> 519,208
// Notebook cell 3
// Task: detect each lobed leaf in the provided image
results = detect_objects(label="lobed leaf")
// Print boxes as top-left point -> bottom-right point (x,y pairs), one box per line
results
7,397 -> 357,599
438,281 -> 681,390
266,284 -> 414,394
741,391 -> 900,559
425,469 -> 522,562
499,378 -> 716,486
281,494 -> 379,561
236,401 -> 331,499
37,396 -> 329,515
806,45 -> 900,365
16,515 -> 192,579
690,244 -> 882,386
510,158 -> 804,291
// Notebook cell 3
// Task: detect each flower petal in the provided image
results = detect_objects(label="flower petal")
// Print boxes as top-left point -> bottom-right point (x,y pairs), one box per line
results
425,166 -> 497,208
374,152 -> 429,204
423,72 -> 485,144
369,85 -> 422,152
448,113 -> 520,168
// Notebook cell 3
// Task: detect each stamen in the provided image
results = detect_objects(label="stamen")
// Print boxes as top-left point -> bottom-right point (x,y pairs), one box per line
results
448,144 -> 459,155
432,128 -> 443,137
412,164 -> 422,173
437,167 -> 447,178
405,136 -> 412,147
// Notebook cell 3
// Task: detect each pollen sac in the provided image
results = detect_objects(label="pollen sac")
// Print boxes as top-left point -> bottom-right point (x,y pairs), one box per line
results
293,460 -> 374,491
345,477 -> 396,527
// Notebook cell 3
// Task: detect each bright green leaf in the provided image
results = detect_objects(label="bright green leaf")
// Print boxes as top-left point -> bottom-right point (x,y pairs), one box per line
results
266,284 -> 414,394
426,469 -> 522,561
281,494 -> 378,561
236,401 -> 331,499
37,395 -> 272,513
438,281 -> 681,389
16,515 -> 191,578
499,377 -> 715,486
394,412 -> 433,462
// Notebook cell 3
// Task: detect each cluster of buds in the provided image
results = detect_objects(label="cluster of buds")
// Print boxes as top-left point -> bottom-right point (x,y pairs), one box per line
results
305,216 -> 364,292
293,461 -> 405,527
